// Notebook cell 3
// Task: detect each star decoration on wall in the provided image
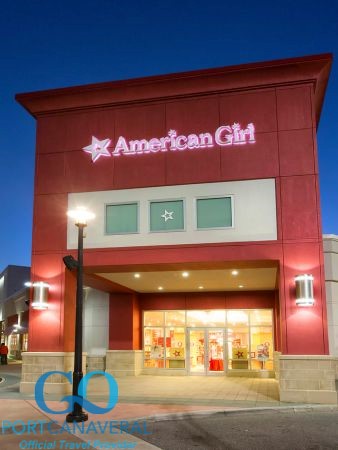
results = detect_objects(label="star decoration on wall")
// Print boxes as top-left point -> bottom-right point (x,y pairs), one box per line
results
83,136 -> 111,162
161,210 -> 174,222
174,350 -> 181,357
235,351 -> 244,359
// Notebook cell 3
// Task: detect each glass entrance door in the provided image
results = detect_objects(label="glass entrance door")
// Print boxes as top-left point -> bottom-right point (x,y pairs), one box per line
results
189,329 -> 205,374
188,328 -> 225,374
208,329 -> 224,373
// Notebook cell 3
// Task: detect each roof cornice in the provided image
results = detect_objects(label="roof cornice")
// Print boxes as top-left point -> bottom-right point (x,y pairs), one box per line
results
16,53 -> 333,125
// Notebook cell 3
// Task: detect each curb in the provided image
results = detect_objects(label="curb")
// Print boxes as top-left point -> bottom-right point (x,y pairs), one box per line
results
132,404 -> 338,423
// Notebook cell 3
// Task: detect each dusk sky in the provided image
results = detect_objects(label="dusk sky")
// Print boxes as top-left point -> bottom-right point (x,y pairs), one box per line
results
1,0 -> 337,271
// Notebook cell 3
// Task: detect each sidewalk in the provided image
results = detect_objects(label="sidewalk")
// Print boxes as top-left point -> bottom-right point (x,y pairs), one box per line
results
1,360 -> 281,405
1,362 -> 336,450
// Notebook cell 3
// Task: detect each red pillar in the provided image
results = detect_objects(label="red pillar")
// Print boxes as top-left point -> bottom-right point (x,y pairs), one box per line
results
109,293 -> 141,350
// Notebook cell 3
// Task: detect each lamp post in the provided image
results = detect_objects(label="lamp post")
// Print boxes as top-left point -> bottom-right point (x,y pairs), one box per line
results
65,206 -> 95,423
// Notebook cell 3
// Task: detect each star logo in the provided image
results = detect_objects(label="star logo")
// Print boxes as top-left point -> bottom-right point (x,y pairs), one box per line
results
168,129 -> 177,137
161,210 -> 174,222
83,136 -> 111,162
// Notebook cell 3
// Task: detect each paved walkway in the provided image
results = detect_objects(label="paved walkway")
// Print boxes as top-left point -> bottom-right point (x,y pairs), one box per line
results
89,373 -> 280,407
0,362 -> 330,450
1,361 -> 281,406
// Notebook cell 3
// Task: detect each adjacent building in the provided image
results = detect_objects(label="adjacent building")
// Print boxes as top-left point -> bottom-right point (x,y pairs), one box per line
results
0,265 -> 30,359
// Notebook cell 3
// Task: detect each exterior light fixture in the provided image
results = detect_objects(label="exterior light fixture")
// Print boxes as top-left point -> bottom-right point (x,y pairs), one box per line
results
295,274 -> 315,306
63,255 -> 78,271
64,206 -> 94,423
67,206 -> 95,226
231,270 -> 239,276
182,272 -> 189,278
158,286 -> 163,291
25,281 -> 49,310
134,273 -> 141,279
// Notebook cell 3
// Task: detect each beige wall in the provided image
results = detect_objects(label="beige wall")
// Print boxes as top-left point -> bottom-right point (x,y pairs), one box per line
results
20,352 -> 86,394
278,355 -> 338,404
323,234 -> 338,356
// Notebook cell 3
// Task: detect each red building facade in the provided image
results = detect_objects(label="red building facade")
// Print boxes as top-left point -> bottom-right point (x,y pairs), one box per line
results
17,54 -> 334,402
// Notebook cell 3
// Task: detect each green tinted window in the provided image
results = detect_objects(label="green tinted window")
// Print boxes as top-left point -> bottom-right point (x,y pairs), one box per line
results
150,200 -> 184,232
106,203 -> 138,234
196,197 -> 232,229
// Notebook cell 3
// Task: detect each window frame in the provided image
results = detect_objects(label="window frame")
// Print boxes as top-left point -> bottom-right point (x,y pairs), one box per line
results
148,197 -> 186,233
104,201 -> 140,235
194,194 -> 234,231
142,309 -> 274,371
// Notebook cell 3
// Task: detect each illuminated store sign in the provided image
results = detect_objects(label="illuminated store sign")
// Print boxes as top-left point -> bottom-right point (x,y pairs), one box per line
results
83,122 -> 255,162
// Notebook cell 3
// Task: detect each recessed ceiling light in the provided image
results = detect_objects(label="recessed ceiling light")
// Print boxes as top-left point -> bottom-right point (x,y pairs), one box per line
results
158,286 -> 163,291
198,286 -> 204,290
182,272 -> 189,278
239,285 -> 244,288
134,273 -> 141,278
231,270 -> 239,276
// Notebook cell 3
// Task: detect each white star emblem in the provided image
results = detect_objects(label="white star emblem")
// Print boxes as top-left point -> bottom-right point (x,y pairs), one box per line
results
161,210 -> 174,222
83,136 -> 111,162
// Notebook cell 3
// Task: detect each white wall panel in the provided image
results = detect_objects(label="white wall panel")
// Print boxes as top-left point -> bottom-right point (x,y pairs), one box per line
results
83,288 -> 109,356
323,235 -> 338,356
67,179 -> 277,249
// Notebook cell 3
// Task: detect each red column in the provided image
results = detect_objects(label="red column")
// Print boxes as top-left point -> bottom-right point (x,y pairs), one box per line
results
109,293 -> 141,350
279,242 -> 328,355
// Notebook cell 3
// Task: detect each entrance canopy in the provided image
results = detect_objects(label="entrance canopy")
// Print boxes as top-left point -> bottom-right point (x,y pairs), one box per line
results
85,261 -> 279,294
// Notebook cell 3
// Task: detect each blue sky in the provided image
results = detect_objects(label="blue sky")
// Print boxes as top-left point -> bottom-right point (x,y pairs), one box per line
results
0,0 -> 337,271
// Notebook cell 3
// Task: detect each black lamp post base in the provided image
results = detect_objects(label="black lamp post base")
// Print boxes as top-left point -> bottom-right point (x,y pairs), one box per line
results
66,411 -> 88,423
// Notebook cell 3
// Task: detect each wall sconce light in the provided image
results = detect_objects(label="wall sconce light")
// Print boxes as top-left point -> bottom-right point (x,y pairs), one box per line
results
25,281 -> 49,310
295,274 -> 315,306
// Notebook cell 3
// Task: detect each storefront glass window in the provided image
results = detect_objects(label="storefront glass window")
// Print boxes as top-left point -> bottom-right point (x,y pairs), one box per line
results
196,197 -> 232,229
165,311 -> 185,326
165,327 -> 185,368
150,200 -> 184,232
227,310 -> 249,326
10,333 -> 18,350
143,309 -> 273,372
227,326 -> 249,370
250,309 -> 272,326
144,327 -> 164,368
187,310 -> 225,327
144,311 -> 164,326
106,203 -> 138,234
250,326 -> 273,370
0,321 -> 4,344
208,310 -> 226,327
22,333 -> 28,352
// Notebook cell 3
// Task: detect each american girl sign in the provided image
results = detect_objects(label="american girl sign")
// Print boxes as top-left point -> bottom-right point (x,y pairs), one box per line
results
83,122 -> 255,162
